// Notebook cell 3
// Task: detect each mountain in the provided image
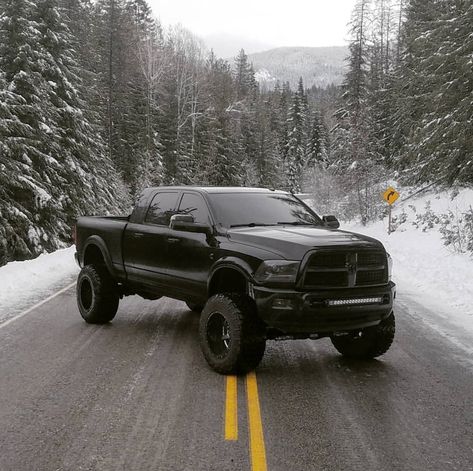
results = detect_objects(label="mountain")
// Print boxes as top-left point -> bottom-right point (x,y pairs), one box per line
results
203,33 -> 275,59
248,46 -> 348,90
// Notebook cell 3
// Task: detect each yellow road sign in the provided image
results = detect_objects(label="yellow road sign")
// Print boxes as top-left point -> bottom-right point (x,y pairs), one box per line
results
383,187 -> 399,205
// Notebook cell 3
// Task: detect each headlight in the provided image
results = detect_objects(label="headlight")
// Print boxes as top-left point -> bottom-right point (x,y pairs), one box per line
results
387,253 -> 393,280
254,260 -> 300,285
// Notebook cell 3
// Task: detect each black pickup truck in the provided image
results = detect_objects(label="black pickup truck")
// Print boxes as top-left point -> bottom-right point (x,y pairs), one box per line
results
74,187 -> 395,374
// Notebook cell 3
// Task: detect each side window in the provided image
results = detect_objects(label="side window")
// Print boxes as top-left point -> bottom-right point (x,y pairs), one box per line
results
178,193 -> 211,225
145,192 -> 179,226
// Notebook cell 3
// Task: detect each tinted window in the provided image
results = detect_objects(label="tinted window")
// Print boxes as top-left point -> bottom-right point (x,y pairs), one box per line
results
145,192 -> 179,226
207,193 -> 322,228
178,193 -> 211,225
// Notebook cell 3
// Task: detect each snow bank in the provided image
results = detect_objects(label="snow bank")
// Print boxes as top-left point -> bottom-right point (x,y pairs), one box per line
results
0,246 -> 78,323
344,187 -> 473,337
394,187 -> 473,215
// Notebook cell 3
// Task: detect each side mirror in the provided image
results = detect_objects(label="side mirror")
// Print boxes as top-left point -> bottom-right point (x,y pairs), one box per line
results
322,215 -> 340,229
169,214 -> 212,235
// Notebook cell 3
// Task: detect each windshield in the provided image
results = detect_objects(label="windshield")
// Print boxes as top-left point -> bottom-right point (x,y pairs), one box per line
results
207,192 -> 323,228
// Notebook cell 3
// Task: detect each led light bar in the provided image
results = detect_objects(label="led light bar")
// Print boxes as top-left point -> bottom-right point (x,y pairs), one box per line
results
327,297 -> 383,307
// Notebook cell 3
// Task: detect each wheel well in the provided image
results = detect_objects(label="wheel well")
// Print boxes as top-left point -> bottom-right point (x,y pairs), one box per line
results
84,244 -> 105,267
209,268 -> 248,296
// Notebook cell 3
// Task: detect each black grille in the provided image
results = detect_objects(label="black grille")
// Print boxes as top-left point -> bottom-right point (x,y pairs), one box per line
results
302,250 -> 388,289
358,252 -> 385,267
311,252 -> 347,268
304,271 -> 348,287
356,269 -> 386,286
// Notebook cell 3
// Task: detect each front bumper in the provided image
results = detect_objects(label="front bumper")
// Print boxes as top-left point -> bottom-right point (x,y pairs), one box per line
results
253,282 -> 396,334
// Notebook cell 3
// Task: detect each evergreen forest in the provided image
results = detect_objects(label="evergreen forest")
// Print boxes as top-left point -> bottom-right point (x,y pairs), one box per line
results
0,0 -> 471,265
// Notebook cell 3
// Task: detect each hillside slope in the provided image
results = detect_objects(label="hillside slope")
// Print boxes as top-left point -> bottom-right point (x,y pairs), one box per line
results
248,46 -> 348,89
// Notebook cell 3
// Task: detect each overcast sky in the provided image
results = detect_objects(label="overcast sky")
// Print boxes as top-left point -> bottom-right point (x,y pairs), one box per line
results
148,0 -> 356,57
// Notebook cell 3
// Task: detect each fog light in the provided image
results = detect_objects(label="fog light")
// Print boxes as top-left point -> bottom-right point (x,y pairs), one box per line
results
272,298 -> 294,310
327,297 -> 383,307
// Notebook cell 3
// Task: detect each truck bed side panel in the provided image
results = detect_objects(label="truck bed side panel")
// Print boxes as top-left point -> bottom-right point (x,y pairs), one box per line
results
76,216 -> 129,281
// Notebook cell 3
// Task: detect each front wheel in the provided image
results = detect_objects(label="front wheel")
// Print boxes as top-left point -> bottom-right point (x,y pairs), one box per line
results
199,294 -> 266,374
77,265 -> 119,324
331,312 -> 395,359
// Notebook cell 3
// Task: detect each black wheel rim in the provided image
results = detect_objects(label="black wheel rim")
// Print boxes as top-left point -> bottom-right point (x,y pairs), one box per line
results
206,312 -> 231,358
80,278 -> 93,311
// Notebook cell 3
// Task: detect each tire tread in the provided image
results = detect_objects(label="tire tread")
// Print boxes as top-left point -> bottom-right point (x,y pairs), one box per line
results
331,312 -> 395,359
77,264 -> 119,324
199,293 -> 265,374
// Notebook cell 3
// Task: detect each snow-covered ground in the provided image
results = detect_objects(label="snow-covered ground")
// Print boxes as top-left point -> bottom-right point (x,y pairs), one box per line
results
0,246 -> 78,323
345,187 -> 473,342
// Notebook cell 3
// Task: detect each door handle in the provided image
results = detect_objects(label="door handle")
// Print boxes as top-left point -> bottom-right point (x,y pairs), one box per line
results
133,232 -> 145,238
167,237 -> 180,244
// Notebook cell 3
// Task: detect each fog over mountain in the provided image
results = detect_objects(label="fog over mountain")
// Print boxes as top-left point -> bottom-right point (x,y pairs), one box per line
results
248,46 -> 348,89
203,33 -> 275,58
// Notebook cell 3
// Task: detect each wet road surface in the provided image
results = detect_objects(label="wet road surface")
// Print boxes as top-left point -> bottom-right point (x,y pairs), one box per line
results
0,287 -> 472,471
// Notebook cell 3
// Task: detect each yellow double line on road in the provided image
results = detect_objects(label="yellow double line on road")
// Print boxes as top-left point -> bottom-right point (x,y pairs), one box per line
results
225,375 -> 238,440
224,372 -> 267,471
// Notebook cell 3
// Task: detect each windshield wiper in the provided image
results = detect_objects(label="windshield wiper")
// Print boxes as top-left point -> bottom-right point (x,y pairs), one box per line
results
277,221 -> 315,226
229,223 -> 275,228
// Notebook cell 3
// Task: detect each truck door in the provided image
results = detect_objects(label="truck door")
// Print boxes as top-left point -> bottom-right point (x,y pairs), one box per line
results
123,191 -> 179,290
167,192 -> 215,300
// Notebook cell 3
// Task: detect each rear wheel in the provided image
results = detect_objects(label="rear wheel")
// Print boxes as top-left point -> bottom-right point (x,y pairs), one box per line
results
77,265 -> 119,324
331,312 -> 395,359
199,294 -> 266,374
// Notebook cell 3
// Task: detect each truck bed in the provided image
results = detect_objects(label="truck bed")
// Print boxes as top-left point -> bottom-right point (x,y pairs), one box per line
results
76,215 -> 130,280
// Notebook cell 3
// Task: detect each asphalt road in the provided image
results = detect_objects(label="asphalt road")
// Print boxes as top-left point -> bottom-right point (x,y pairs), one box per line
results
0,286 -> 472,471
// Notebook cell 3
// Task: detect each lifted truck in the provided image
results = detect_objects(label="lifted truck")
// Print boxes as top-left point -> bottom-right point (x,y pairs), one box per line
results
74,187 -> 396,374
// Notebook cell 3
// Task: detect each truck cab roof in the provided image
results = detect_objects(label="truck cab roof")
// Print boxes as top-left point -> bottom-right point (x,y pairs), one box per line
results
144,186 -> 288,194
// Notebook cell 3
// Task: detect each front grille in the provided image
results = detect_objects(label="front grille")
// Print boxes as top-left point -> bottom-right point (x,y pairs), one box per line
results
302,249 -> 388,289
356,270 -> 386,285
304,271 -> 348,287
311,252 -> 347,268
358,252 -> 385,267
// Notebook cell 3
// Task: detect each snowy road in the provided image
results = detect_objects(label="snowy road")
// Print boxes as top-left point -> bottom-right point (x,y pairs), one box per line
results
0,286 -> 472,471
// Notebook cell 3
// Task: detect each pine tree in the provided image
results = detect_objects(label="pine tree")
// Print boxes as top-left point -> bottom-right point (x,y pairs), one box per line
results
0,0 -> 53,262
121,0 -> 164,193
0,0 -> 129,264
35,0 -> 128,226
198,55 -> 242,185
234,49 -> 257,101
306,110 -> 328,167
233,49 -> 259,185
93,0 -> 130,176
394,0 -> 473,184
389,0 -> 441,176
332,0 -> 390,223
60,0 -> 95,66
0,72 -> 40,264
334,0 -> 372,170
285,77 -> 308,192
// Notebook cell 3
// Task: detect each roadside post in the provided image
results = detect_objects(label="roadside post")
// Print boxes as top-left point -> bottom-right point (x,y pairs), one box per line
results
383,186 -> 400,234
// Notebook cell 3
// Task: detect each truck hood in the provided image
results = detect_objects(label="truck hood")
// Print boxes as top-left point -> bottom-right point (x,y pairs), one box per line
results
227,226 -> 385,260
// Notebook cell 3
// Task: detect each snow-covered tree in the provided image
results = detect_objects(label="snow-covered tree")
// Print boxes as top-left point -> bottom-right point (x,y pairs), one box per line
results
285,78 -> 309,192
0,0 -> 129,265
393,0 -> 473,185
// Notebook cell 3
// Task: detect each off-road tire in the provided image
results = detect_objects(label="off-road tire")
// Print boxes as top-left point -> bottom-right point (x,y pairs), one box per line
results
186,302 -> 204,314
199,293 -> 266,374
77,264 -> 119,324
331,312 -> 395,359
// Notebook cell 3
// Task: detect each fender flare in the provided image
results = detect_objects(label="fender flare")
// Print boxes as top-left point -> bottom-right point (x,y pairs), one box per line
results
81,236 -> 115,277
207,257 -> 256,295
